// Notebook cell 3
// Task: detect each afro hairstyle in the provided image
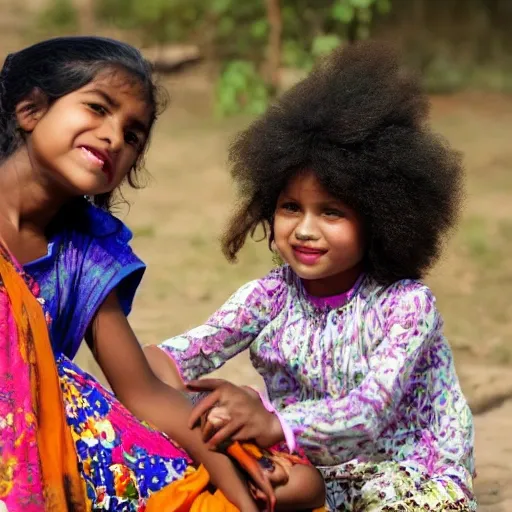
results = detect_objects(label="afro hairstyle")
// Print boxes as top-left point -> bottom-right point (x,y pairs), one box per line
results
222,40 -> 464,285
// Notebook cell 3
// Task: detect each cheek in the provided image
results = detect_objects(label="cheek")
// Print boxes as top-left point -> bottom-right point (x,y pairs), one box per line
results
33,110 -> 85,151
351,220 -> 366,256
272,217 -> 291,245
31,122 -> 61,164
114,150 -> 140,183
118,155 -> 136,177
326,223 -> 364,256
49,105 -> 88,131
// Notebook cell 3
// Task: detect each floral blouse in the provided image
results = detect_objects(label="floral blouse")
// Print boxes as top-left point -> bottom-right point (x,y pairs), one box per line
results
159,265 -> 474,490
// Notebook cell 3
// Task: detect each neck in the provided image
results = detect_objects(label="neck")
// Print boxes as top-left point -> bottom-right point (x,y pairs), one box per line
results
302,263 -> 364,297
0,148 -> 70,233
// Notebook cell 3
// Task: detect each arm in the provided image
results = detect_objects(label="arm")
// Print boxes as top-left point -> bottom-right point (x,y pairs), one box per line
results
88,291 -> 258,511
276,286 -> 440,458
157,278 -> 278,382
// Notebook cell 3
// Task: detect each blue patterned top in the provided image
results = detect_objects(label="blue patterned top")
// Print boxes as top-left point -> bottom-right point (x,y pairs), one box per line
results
24,200 -> 145,359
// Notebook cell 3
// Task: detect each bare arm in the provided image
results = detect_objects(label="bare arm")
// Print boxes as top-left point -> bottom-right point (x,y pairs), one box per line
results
88,291 -> 258,511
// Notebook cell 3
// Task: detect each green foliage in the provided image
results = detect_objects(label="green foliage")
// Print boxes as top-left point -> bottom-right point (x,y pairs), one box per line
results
329,0 -> 391,41
215,60 -> 269,117
38,0 -> 78,33
39,0 -> 393,114
280,0 -> 392,68
312,34 -> 343,58
95,0 -> 207,44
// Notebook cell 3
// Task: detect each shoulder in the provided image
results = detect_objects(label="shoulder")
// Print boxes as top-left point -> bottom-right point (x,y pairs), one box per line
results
55,199 -> 143,267
51,199 -> 145,317
256,264 -> 297,302
259,264 -> 295,293
227,265 -> 293,310
362,277 -> 440,327
379,278 -> 436,308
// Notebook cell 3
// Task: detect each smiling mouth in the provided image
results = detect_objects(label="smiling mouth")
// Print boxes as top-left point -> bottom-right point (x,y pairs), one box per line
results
292,246 -> 327,265
80,146 -> 114,183
293,246 -> 327,255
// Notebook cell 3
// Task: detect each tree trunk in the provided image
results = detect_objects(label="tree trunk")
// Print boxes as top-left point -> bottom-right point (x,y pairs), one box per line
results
73,0 -> 95,34
265,0 -> 282,90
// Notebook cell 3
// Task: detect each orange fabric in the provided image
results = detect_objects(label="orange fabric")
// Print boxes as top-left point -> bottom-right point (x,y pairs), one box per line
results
0,254 -> 89,510
145,441 -> 281,511
146,464 -> 238,512
145,465 -> 209,511
190,489 -> 239,512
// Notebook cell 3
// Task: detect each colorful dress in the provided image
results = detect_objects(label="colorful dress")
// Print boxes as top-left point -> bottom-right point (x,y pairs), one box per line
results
1,200 -> 302,511
159,265 -> 477,511
22,200 -> 195,508
0,244 -> 87,511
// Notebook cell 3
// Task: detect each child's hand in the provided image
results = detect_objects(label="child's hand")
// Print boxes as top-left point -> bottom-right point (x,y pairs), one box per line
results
187,379 -> 284,449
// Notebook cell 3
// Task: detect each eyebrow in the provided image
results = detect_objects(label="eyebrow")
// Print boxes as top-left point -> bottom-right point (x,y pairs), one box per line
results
279,195 -> 344,207
89,88 -> 119,108
318,201 -> 346,209
87,88 -> 150,136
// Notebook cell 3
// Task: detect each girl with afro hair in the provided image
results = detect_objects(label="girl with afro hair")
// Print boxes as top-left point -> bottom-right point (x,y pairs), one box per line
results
148,41 -> 476,511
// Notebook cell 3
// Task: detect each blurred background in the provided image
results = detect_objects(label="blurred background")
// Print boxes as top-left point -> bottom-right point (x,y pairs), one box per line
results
5,0 -> 512,109
2,0 -> 512,509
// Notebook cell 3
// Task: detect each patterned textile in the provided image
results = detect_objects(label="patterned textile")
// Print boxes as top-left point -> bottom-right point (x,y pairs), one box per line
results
0,246 -> 88,511
0,243 -> 235,511
3,202 -> 317,511
160,265 -> 476,510
59,356 -> 322,510
58,356 -> 214,510
24,198 -> 145,360
320,460 -> 473,511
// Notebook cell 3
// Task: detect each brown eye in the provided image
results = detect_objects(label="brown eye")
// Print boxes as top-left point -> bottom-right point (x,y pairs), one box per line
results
88,103 -> 107,115
124,131 -> 140,147
280,202 -> 300,212
324,209 -> 345,218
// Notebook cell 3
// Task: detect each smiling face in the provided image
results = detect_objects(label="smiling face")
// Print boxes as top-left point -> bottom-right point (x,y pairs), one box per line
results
273,170 -> 365,297
19,68 -> 152,198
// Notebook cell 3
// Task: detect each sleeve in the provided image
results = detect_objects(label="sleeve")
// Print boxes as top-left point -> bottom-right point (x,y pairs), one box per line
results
278,284 -> 440,459
55,205 -> 146,359
158,276 -> 281,382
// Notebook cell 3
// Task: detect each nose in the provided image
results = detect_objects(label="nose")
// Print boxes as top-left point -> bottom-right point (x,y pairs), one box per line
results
294,213 -> 319,242
97,119 -> 124,152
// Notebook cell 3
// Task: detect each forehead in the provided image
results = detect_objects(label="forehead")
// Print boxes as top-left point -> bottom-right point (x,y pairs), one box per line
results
94,68 -> 146,92
282,170 -> 338,201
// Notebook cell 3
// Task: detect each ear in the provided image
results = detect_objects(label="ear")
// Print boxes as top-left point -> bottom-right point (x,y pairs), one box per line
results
15,88 -> 49,133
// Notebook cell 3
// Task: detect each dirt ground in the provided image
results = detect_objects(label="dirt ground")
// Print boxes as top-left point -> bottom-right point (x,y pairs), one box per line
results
74,69 -> 512,510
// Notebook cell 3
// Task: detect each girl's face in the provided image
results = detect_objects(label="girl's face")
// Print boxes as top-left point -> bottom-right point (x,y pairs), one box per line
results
21,69 -> 152,198
273,170 -> 365,296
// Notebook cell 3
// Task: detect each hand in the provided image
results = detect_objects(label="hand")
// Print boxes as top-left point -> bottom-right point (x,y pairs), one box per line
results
187,378 -> 285,450
248,455 -> 291,506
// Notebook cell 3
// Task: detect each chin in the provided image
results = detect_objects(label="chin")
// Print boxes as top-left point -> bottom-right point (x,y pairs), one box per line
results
54,165 -> 113,196
70,179 -> 113,197
289,265 -> 326,281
